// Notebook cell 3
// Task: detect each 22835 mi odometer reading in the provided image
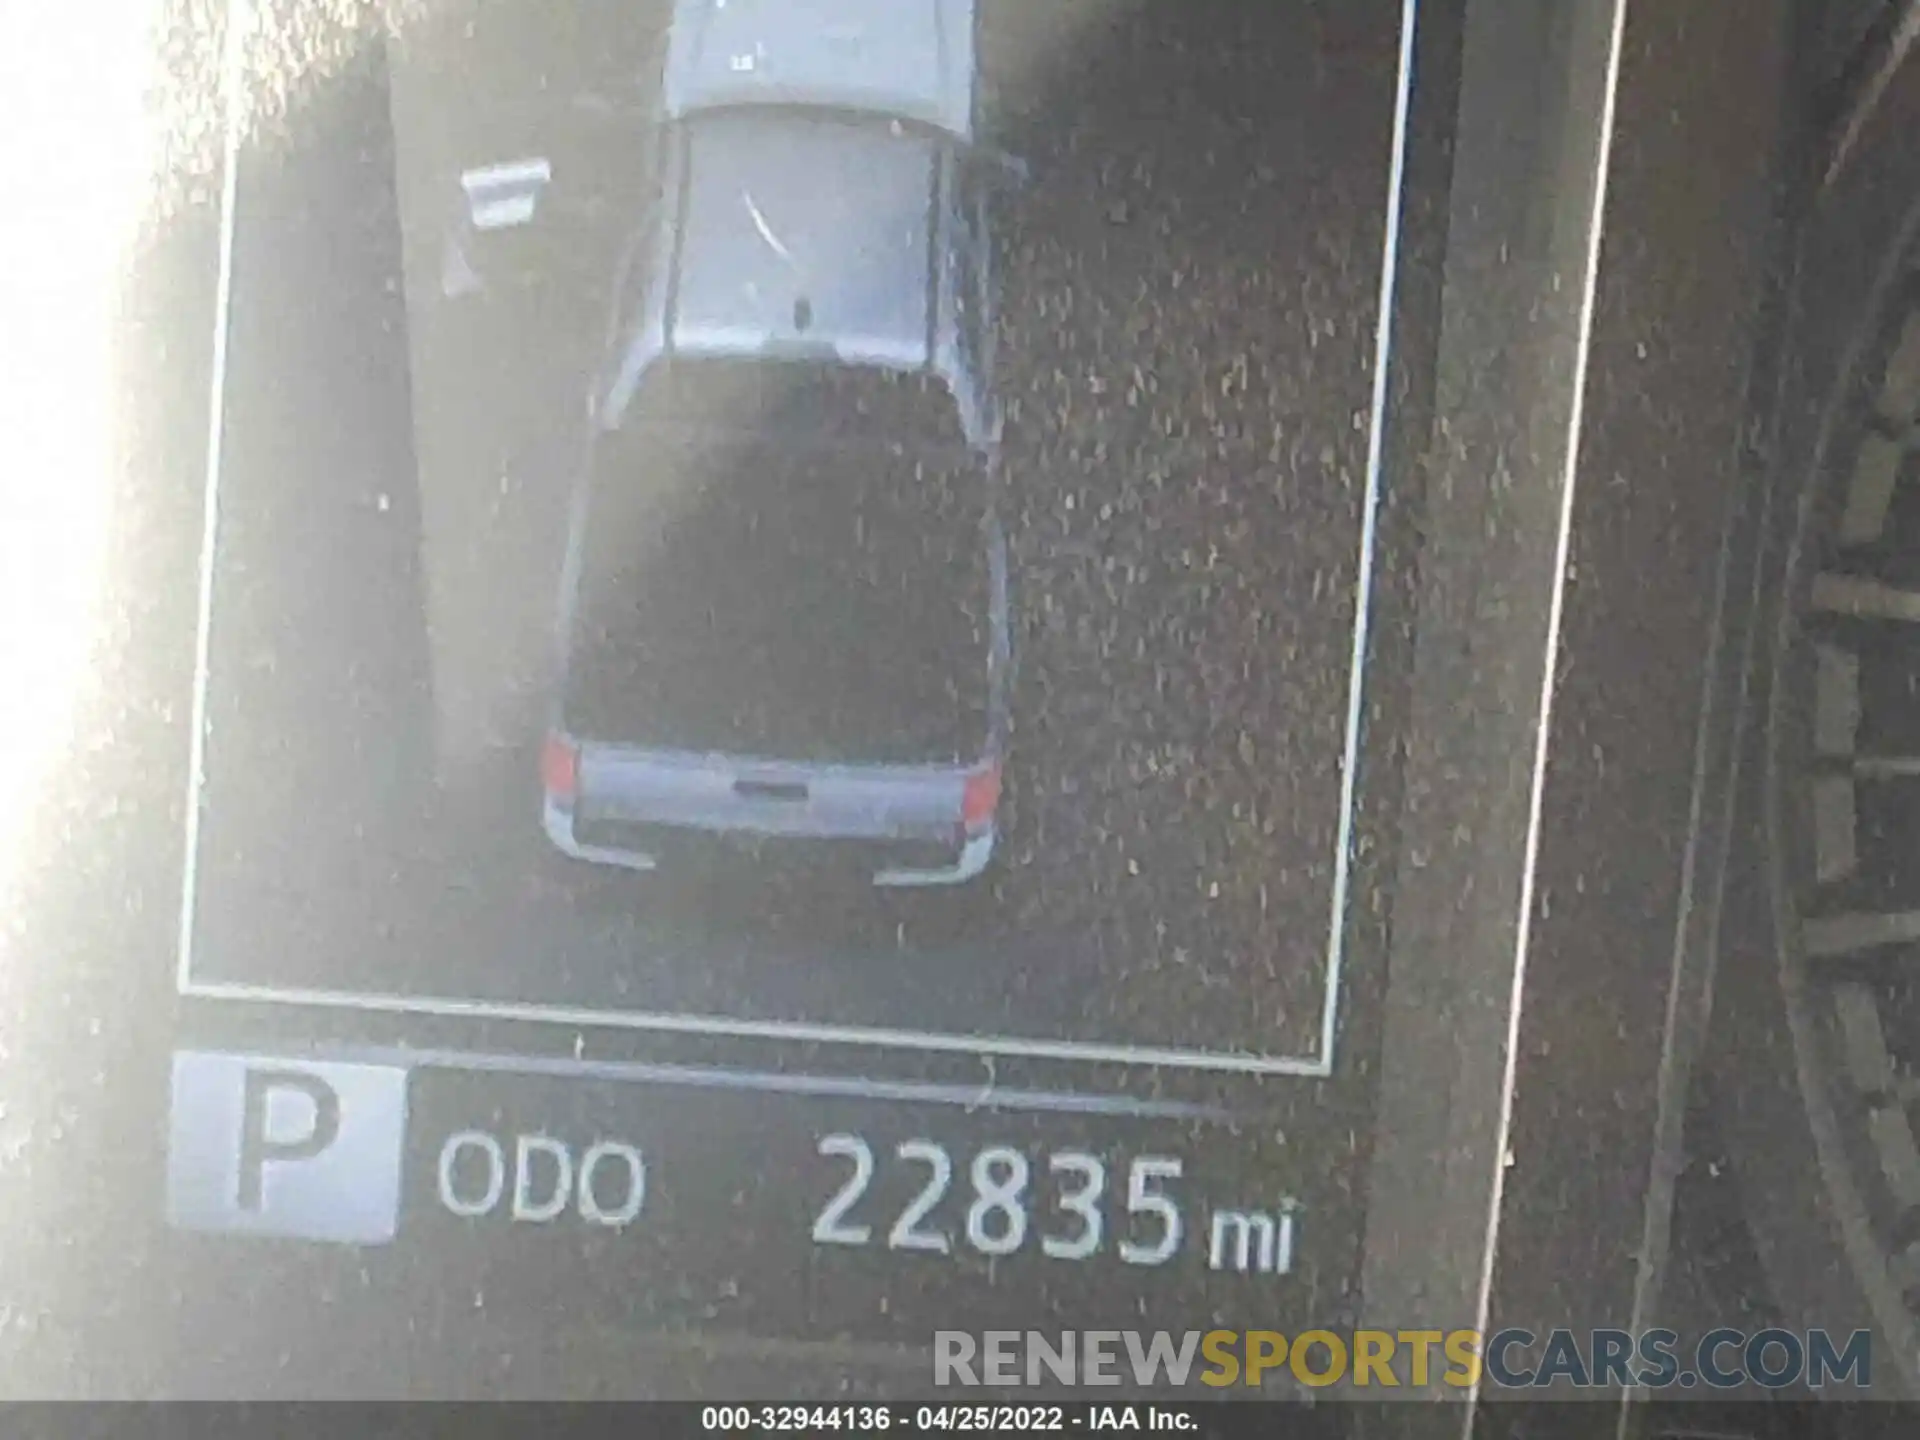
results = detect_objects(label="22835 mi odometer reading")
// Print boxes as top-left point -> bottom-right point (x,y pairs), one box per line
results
810,1135 -> 1299,1275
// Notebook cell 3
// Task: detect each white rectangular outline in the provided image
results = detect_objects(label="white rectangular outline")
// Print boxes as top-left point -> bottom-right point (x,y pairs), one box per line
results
177,0 -> 1421,1079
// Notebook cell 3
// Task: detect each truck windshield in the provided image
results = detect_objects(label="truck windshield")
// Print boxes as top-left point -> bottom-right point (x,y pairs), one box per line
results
562,359 -> 992,764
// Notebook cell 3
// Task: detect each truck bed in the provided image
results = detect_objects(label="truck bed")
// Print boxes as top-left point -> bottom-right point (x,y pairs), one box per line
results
562,428 -> 993,765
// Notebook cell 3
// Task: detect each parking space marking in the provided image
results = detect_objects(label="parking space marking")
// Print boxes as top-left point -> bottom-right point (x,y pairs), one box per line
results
1852,754 -> 1920,776
1803,907 -> 1920,957
1887,1239 -> 1920,1294
1834,981 -> 1896,1092
1839,432 -> 1904,544
1814,642 -> 1861,755
1879,310 -> 1920,422
1811,775 -> 1859,884
1870,1103 -> 1920,1209
1812,572 -> 1920,623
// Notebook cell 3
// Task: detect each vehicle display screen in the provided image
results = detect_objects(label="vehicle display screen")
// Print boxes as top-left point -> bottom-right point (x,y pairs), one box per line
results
159,0 -> 1463,1382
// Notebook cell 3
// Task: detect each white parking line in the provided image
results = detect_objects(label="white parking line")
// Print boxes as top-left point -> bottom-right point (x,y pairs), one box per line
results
1813,642 -> 1861,756
1869,1103 -> 1920,1209
1839,432 -> 1904,544
1803,907 -> 1920,958
1834,981 -> 1895,1092
1879,310 -> 1920,422
1812,572 -> 1920,623
1811,774 -> 1859,884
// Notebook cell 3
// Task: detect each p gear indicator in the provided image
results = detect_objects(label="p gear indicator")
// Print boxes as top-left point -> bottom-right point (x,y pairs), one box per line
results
167,1053 -> 407,1244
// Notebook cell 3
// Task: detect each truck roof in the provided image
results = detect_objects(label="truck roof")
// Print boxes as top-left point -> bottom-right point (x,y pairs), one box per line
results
668,112 -> 938,370
663,0 -> 977,140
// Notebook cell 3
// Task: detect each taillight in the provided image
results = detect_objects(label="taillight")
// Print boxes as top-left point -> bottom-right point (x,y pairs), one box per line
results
541,732 -> 578,804
961,763 -> 1001,831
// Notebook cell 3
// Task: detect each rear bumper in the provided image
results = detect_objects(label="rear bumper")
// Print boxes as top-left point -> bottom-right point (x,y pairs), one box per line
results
875,828 -> 994,887
542,797 -> 994,887
542,800 -> 658,873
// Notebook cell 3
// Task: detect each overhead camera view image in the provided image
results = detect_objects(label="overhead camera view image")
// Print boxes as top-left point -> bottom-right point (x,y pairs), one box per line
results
184,0 -> 1413,1072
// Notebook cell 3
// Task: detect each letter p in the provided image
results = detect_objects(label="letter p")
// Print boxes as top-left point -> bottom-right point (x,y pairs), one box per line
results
1246,1332 -> 1287,1386
237,1068 -> 340,1210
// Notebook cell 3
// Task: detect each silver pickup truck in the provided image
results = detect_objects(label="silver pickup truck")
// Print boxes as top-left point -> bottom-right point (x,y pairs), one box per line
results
540,0 -> 1011,887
